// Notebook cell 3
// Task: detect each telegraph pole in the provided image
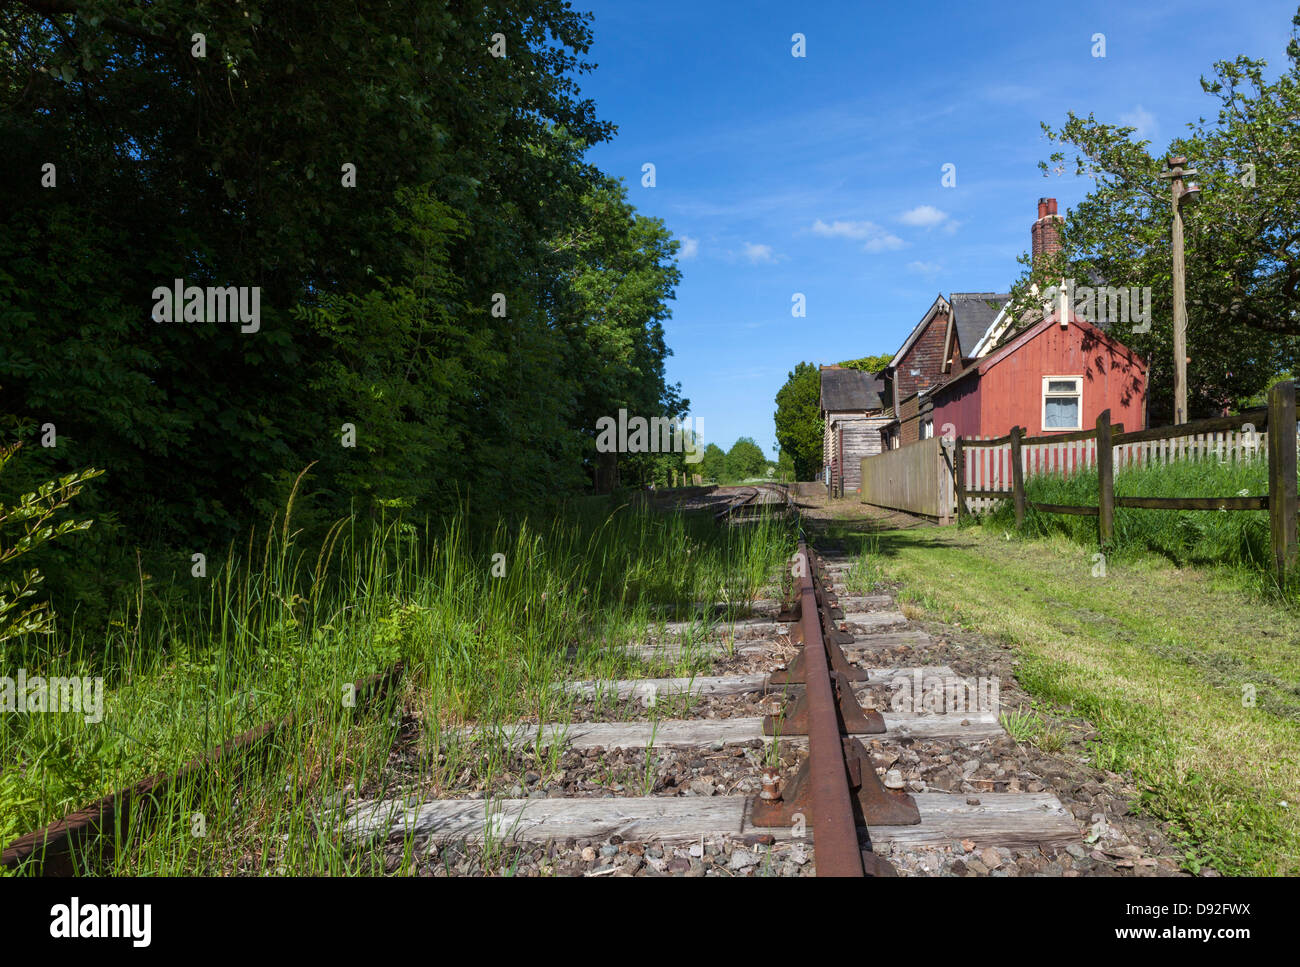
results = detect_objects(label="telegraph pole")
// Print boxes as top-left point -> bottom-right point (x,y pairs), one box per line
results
1158,155 -> 1200,425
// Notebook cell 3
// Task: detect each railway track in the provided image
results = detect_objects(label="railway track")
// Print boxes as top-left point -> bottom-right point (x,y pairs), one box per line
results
2,665 -> 406,876
341,488 -> 1079,877
750,537 -> 911,876
5,483 -> 1082,877
712,482 -> 790,521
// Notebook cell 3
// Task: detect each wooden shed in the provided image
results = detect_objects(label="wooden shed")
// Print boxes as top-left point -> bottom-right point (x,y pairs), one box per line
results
820,366 -> 890,497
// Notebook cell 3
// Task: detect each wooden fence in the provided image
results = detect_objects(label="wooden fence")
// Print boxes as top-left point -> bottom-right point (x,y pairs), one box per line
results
960,428 -> 1118,514
952,381 -> 1298,580
959,413 -> 1272,512
859,382 -> 1298,580
859,435 -> 954,524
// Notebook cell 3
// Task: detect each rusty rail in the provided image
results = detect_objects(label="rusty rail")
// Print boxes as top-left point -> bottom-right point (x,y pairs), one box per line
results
1,663 -> 405,876
713,486 -> 759,521
751,535 -> 918,875
792,540 -> 863,876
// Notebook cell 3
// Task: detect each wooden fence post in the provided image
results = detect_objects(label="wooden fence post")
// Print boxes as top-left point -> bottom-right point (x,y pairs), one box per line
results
1268,380 -> 1298,583
1009,426 -> 1025,527
1096,409 -> 1114,546
946,439 -> 956,527
955,437 -> 966,523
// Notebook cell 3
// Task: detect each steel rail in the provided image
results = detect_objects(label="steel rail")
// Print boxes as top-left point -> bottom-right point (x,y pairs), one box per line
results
1,663 -> 405,875
713,486 -> 759,521
794,540 -> 863,877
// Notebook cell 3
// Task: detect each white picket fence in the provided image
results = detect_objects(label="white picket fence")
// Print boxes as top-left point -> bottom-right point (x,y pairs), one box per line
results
1110,429 -> 1269,471
961,427 -> 1271,515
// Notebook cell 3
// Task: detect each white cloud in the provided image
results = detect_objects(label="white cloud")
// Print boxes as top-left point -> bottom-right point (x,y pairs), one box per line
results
810,218 -> 903,252
678,235 -> 699,259
1119,105 -> 1157,141
742,242 -> 776,264
907,260 -> 942,275
862,233 -> 905,253
898,205 -> 949,228
811,218 -> 874,239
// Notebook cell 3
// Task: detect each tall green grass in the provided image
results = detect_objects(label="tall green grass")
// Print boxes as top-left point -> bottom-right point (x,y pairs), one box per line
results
985,454 -> 1292,595
1,493 -> 795,874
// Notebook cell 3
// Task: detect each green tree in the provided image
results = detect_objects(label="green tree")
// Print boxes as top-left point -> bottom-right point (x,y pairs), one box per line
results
0,1 -> 689,620
2,0 -> 616,534
699,444 -> 727,482
726,437 -> 766,480
776,450 -> 795,482
550,176 -> 686,489
773,362 -> 823,480
1014,6 -> 1300,420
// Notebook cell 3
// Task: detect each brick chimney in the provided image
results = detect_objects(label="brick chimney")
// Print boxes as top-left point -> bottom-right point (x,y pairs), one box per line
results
1031,197 -> 1063,264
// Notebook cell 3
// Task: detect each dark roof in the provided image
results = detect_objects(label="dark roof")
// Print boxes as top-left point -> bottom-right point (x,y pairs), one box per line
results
949,292 -> 1010,356
820,367 -> 885,412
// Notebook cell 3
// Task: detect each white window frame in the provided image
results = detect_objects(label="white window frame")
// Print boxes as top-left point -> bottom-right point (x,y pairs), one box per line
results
1042,375 -> 1083,431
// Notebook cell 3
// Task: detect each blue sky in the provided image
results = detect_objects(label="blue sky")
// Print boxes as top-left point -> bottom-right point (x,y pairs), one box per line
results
576,0 -> 1296,457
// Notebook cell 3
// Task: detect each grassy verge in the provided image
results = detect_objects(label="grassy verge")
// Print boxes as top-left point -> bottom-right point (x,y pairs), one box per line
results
826,516 -> 1300,876
2,496 -> 795,874
989,453 -> 1291,599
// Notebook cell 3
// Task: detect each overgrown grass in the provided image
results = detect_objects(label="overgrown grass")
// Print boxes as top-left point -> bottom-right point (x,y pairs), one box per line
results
1,495 -> 795,874
827,516 -> 1300,876
839,535 -> 884,594
985,454 -> 1293,598
999,705 -> 1068,754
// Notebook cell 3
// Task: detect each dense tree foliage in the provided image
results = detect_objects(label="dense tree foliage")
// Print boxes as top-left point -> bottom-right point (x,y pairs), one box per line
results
837,354 -> 893,374
725,437 -> 766,480
773,362 -> 823,480
699,444 -> 727,482
1004,6 -> 1300,421
775,450 -> 795,482
0,1 -> 685,613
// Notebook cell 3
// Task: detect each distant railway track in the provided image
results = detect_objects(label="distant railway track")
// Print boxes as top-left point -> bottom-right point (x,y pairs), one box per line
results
713,483 -> 794,522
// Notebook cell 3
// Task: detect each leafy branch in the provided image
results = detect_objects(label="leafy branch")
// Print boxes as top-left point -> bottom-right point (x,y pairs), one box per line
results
0,443 -> 103,643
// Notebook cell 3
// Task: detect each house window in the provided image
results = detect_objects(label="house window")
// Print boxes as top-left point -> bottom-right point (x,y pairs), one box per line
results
921,419 -> 934,439
1042,376 -> 1082,430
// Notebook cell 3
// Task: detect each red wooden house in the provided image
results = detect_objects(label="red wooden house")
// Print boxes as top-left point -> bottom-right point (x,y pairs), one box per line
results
931,303 -> 1147,438
869,198 -> 1147,450
924,198 -> 1148,439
